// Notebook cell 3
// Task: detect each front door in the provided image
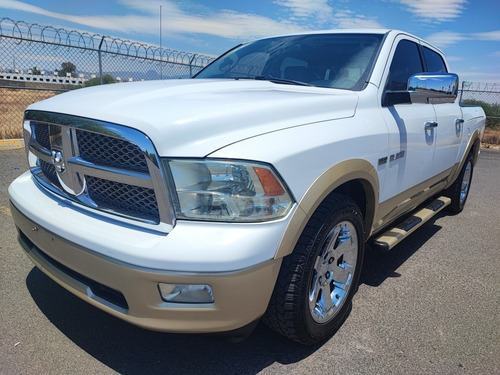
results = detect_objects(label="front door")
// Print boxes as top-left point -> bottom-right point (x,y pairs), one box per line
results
378,37 -> 437,203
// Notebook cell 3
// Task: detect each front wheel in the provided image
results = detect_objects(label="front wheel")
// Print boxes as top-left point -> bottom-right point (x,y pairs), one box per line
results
263,194 -> 364,345
445,153 -> 474,214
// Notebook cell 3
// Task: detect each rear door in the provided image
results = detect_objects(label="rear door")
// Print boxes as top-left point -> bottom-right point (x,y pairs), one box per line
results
421,45 -> 463,174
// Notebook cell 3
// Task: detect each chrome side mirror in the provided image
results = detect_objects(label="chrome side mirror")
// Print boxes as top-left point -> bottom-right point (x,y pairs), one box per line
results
408,73 -> 459,104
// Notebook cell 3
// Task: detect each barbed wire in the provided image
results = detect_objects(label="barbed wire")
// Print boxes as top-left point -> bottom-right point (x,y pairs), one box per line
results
0,18 -> 219,139
461,81 -> 499,93
0,17 -> 214,67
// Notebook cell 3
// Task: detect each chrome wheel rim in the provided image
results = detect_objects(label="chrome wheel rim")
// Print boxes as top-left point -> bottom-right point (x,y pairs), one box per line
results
309,221 -> 358,324
460,161 -> 472,204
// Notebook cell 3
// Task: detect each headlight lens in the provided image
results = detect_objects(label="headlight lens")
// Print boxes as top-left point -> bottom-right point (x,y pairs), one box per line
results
166,159 -> 293,222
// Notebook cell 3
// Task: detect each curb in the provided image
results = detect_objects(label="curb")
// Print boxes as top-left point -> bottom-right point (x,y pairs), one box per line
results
0,139 -> 25,150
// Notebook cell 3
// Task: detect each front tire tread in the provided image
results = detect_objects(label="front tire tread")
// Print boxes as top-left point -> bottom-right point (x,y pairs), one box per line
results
263,194 -> 364,345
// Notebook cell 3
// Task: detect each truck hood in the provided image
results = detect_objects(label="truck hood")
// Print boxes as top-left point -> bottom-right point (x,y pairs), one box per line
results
28,79 -> 359,157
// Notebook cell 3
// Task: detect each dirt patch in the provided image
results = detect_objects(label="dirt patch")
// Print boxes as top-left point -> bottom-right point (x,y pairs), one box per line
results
482,127 -> 500,147
0,88 -> 58,139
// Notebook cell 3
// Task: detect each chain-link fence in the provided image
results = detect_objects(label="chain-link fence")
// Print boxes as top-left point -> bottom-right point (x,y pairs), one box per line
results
0,18 -> 215,139
1,18 -> 500,141
0,87 -> 63,139
459,82 -> 500,131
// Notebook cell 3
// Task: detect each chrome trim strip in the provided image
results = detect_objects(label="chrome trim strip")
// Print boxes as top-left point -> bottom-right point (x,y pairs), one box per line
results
68,157 -> 154,188
29,141 -> 52,160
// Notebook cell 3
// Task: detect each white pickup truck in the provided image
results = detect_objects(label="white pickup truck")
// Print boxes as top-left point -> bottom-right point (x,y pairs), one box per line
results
9,29 -> 485,344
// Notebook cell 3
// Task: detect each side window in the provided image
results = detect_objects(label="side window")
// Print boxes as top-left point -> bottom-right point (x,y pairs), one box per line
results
422,46 -> 447,73
385,40 -> 423,91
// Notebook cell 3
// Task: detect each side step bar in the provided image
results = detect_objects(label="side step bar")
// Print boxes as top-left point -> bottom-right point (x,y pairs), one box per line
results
372,196 -> 451,251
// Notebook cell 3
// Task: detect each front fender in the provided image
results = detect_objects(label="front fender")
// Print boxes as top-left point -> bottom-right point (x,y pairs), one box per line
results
274,159 -> 379,259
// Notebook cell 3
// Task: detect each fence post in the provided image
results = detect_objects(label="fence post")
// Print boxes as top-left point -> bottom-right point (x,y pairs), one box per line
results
98,36 -> 104,85
189,54 -> 197,78
460,81 -> 471,103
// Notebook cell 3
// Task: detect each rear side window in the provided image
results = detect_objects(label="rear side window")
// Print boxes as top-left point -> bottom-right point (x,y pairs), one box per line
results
422,46 -> 447,73
386,40 -> 423,91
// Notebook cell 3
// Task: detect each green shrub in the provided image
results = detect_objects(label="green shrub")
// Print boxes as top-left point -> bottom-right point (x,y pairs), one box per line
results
84,74 -> 117,87
461,99 -> 500,129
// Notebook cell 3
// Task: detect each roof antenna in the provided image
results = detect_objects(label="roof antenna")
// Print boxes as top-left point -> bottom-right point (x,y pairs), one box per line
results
160,5 -> 163,80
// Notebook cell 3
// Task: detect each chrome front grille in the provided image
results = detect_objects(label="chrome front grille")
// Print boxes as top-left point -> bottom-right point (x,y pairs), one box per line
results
86,176 -> 159,222
33,122 -> 50,149
39,159 -> 58,186
76,130 -> 149,173
24,111 -> 173,227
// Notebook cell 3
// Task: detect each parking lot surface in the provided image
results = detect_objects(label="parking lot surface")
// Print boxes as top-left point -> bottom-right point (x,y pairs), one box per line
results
1,148 -> 499,375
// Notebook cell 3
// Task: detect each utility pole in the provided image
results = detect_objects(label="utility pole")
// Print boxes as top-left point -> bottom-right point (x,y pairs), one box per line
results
160,5 -> 163,79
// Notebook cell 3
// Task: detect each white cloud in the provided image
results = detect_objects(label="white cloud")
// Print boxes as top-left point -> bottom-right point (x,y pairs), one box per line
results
0,0 -> 385,49
0,0 -> 303,41
274,0 -> 333,24
160,10 -> 303,39
275,0 -> 383,29
117,0 -> 172,14
455,70 -> 500,83
426,31 -> 468,47
0,0 -> 156,34
397,0 -> 467,22
473,31 -> 500,41
333,10 -> 383,29
19,54 -> 65,63
427,30 -> 500,48
445,55 -> 463,62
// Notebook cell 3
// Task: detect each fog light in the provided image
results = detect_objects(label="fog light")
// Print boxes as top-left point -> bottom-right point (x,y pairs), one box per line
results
158,283 -> 214,303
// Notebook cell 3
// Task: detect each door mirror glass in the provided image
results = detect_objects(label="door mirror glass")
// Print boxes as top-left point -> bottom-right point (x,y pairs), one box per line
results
408,73 -> 459,104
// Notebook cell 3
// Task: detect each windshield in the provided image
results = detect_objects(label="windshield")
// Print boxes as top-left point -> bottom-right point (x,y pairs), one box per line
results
194,33 -> 384,90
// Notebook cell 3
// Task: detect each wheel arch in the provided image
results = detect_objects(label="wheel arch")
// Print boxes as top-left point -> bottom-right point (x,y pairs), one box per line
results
275,159 -> 379,259
470,132 -> 482,165
447,129 -> 482,188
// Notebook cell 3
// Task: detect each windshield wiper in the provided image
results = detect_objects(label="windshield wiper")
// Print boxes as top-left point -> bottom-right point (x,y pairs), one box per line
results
254,75 -> 311,86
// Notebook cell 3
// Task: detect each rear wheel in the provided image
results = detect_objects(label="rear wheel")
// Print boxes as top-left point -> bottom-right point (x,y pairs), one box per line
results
263,194 -> 364,345
445,153 -> 474,214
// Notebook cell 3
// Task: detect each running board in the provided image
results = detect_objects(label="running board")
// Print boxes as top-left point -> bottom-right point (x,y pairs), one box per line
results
372,196 -> 451,251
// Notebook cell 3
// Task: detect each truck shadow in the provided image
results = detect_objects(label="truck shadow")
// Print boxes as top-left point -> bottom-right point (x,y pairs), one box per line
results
361,213 -> 443,287
26,268 -> 318,375
25,213 -> 444,374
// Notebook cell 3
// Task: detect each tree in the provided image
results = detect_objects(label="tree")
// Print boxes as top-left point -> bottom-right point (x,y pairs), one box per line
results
30,67 -> 42,75
84,74 -> 116,87
58,62 -> 76,77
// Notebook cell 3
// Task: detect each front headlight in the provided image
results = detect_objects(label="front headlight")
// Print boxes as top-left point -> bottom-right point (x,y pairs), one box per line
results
165,159 -> 293,222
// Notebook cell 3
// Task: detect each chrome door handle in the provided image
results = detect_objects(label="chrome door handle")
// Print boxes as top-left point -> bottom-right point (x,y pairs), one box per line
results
425,121 -> 438,129
455,118 -> 464,135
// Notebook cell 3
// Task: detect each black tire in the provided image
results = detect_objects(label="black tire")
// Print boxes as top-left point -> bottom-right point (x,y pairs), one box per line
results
263,194 -> 365,345
444,153 -> 474,214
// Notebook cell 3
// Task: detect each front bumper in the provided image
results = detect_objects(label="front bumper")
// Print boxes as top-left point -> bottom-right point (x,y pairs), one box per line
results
11,201 -> 282,333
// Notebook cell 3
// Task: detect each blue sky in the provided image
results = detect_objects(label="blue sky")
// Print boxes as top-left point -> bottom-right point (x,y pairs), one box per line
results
1,0 -> 499,83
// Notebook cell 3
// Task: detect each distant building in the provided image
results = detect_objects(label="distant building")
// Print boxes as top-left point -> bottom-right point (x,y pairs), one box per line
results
0,70 -> 86,86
